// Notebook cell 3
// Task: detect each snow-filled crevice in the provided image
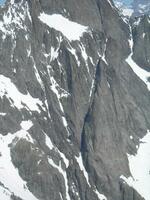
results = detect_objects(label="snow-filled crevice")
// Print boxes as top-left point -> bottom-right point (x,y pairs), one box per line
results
126,26 -> 150,91
89,58 -> 102,104
79,43 -> 90,73
89,78 -> 95,102
27,47 -> 45,91
94,189 -> 107,200
45,131 -> 71,199
29,54 -> 52,120
107,0 -> 115,8
44,132 -> 69,168
100,38 -> 108,66
67,38 -> 95,72
48,158 -> 71,200
75,153 -> 107,200
121,130 -> 150,200
75,153 -> 90,186
47,65 -> 70,137
67,44 -> 81,67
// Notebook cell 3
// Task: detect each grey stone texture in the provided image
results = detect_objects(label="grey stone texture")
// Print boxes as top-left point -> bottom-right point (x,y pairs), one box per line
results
0,0 -> 150,200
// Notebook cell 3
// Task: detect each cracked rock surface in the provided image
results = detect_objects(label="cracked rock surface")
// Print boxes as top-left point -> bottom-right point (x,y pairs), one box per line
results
0,0 -> 150,200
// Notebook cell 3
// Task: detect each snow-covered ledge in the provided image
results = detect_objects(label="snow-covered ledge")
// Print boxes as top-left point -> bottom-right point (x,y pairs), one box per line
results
39,13 -> 89,41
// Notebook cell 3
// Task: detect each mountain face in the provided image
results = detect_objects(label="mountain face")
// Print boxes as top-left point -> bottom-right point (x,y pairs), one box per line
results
132,0 -> 150,16
114,0 -> 134,17
114,0 -> 150,17
0,0 -> 150,200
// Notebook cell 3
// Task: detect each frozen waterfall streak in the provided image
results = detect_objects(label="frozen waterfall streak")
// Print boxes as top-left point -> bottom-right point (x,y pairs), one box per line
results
126,25 -> 150,91
47,65 -> 70,137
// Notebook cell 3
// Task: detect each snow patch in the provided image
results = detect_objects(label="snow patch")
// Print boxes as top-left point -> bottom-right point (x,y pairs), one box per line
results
59,192 -> 63,200
0,124 -> 37,200
107,81 -> 110,88
75,153 -> 90,186
101,38 -> 108,65
44,133 -> 54,150
20,120 -> 33,131
0,113 -> 6,116
130,135 -> 133,140
39,13 -> 88,41
107,0 -> 114,8
0,75 -> 44,112
0,185 -> 11,200
142,33 -> 146,38
121,130 -> 150,200
79,43 -> 90,73
89,79 -> 95,100
57,149 -> 69,168
94,189 -> 107,200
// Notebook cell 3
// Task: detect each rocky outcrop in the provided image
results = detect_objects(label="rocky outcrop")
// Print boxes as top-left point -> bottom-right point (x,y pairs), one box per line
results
132,15 -> 150,71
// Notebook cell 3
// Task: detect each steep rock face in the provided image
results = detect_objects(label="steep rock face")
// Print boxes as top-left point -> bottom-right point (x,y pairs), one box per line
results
132,15 -> 150,71
0,0 -> 150,200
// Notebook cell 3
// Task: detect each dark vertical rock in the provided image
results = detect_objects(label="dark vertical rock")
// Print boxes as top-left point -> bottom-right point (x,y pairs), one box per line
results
0,0 -> 149,200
